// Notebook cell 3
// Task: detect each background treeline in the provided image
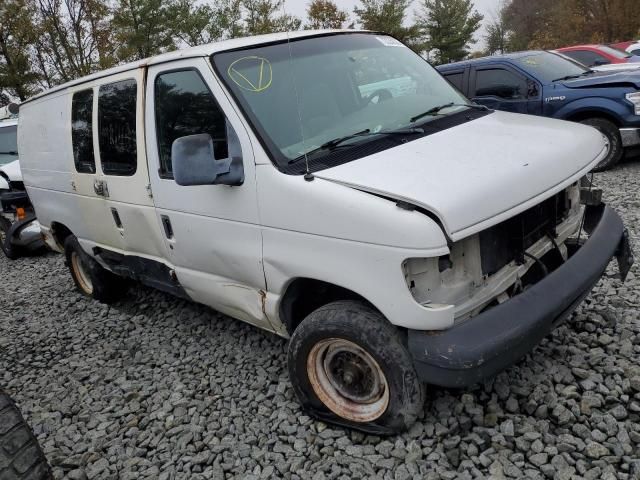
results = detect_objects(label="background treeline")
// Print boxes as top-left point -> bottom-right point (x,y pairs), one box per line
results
2,0 -> 640,104
486,0 -> 640,56
1,0 -> 485,102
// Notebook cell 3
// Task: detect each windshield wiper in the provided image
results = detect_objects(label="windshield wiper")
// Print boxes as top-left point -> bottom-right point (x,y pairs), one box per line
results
288,127 -> 425,165
552,71 -> 593,82
0,151 -> 17,155
320,129 -> 371,150
410,103 -> 490,123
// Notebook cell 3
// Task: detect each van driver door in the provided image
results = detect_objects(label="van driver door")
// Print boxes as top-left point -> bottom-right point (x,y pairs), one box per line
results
145,58 -> 271,330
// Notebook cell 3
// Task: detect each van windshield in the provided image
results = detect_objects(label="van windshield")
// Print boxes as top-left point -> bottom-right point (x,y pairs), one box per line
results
212,33 -> 473,173
0,124 -> 18,166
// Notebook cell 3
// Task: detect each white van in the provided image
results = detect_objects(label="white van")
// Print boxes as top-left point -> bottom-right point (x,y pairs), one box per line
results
18,31 -> 633,433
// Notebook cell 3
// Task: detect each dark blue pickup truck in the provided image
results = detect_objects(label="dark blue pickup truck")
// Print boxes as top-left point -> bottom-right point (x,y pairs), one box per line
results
437,50 -> 640,170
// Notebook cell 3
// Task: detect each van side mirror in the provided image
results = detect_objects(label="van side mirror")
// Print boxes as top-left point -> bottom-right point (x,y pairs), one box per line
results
171,123 -> 244,187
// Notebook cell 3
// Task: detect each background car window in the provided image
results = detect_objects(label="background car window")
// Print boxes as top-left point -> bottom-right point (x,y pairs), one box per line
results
443,72 -> 464,91
474,69 -> 527,99
98,79 -> 137,176
565,50 -> 609,66
599,45 -> 631,58
71,89 -> 95,174
154,70 -> 228,177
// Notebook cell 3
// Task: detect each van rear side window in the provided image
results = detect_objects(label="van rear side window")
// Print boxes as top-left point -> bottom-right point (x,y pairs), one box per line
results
98,79 -> 137,176
71,89 -> 95,174
154,69 -> 228,177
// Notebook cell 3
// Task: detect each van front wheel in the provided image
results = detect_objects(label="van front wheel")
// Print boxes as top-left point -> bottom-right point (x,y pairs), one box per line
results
288,300 -> 424,434
64,236 -> 128,304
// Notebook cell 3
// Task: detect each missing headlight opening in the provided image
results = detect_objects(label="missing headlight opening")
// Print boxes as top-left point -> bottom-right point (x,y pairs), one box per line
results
404,182 -> 583,321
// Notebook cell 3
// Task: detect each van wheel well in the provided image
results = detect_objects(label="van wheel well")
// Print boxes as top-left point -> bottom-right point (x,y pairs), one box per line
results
50,222 -> 73,250
566,111 -> 620,126
280,279 -> 371,335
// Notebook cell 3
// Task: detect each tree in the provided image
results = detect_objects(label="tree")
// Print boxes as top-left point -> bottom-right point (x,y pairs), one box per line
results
484,21 -> 508,55
502,0 -> 640,50
353,0 -> 421,50
484,5 -> 510,56
112,0 -> 185,62
0,0 -> 40,99
306,0 -> 348,29
32,0 -> 115,85
417,0 -> 483,64
174,0 -> 244,46
243,0 -> 301,36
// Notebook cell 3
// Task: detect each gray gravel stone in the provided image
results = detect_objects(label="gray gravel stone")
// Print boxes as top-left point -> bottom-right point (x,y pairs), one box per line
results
1,161 -> 639,479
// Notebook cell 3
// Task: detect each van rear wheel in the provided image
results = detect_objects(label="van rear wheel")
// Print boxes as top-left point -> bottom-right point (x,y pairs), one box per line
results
288,300 -> 424,434
64,236 -> 129,303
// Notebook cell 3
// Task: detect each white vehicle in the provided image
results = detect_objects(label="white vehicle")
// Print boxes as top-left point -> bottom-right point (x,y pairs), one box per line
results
0,106 -> 43,258
625,42 -> 640,56
18,31 -> 633,433
591,62 -> 640,73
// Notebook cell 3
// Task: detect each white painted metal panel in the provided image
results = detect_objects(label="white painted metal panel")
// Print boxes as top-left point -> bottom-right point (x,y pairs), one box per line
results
314,111 -> 607,240
145,58 -> 269,330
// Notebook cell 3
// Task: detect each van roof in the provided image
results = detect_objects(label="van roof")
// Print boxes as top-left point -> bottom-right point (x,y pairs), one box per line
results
24,29 -> 365,104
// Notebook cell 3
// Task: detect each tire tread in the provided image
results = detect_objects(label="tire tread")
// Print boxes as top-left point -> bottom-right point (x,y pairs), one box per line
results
0,391 -> 51,480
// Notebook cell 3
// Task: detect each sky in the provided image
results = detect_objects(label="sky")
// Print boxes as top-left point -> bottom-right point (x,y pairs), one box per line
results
283,0 -> 503,50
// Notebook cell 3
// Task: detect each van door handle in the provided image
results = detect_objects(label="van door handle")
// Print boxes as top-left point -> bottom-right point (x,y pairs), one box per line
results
161,215 -> 173,239
93,179 -> 109,197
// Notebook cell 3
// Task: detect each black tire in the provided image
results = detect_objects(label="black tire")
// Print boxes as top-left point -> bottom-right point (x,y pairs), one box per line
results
0,389 -> 51,480
579,117 -> 623,171
64,236 -> 128,304
0,218 -> 22,260
288,300 -> 425,435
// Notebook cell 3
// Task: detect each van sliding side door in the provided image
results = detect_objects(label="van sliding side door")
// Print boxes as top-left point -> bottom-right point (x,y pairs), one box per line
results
90,68 -> 168,261
145,58 -> 271,330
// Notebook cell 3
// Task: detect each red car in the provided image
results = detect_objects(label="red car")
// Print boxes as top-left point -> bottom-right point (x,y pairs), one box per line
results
557,44 -> 640,67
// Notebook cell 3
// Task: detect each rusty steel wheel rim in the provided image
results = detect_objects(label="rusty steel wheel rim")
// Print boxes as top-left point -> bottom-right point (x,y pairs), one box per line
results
71,251 -> 93,295
307,338 -> 389,422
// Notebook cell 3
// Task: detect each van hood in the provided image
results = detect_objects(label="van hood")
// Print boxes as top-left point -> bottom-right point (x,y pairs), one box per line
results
562,71 -> 640,89
314,111 -> 606,241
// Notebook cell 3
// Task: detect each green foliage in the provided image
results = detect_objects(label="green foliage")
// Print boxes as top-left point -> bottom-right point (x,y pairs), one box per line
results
112,0 -> 182,61
484,8 -> 510,56
243,0 -> 301,36
417,0 -> 483,64
32,0 -> 115,85
0,0 -> 40,100
174,0 -> 243,46
353,0 -> 422,50
306,0 -> 348,30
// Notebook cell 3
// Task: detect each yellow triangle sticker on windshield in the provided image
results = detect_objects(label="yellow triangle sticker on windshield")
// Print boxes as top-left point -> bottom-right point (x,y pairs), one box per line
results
228,56 -> 273,93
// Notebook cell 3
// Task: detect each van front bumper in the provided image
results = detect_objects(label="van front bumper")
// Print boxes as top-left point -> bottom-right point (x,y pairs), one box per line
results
407,205 -> 633,388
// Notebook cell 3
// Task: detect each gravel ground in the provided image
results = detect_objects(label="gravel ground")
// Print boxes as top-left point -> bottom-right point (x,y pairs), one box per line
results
1,162 -> 639,480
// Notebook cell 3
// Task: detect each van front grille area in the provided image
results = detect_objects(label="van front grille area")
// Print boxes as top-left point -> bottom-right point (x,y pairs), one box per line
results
479,189 -> 571,276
